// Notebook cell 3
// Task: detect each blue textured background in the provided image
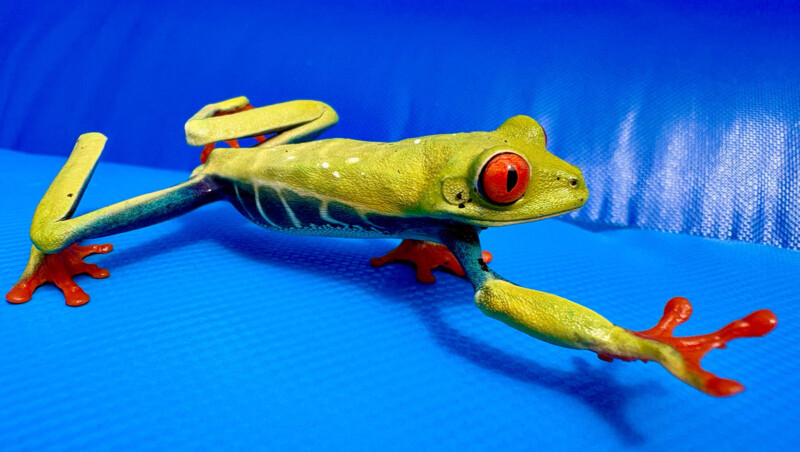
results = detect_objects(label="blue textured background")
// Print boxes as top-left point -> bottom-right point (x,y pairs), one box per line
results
1,0 -> 799,248
2,0 -> 800,450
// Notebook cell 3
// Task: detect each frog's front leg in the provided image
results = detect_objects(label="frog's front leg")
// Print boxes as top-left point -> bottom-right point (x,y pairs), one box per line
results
439,228 -> 777,397
6,133 -> 220,306
371,239 -> 493,283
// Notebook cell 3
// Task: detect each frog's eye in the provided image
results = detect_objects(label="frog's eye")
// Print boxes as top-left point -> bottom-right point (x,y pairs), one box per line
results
478,152 -> 531,205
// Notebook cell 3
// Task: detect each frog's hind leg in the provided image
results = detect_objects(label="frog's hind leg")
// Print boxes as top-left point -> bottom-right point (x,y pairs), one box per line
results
438,227 -> 777,397
6,133 -> 220,306
370,239 -> 493,283
185,96 -> 338,163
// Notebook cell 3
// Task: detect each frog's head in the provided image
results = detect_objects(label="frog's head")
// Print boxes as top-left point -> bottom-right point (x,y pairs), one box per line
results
424,115 -> 588,227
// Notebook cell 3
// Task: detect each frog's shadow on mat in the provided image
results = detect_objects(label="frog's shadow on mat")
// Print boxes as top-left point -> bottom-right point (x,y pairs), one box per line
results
96,206 -> 653,445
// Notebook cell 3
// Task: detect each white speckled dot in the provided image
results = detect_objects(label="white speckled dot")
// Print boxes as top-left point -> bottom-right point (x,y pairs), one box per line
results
346,157 -> 359,164
286,155 -> 295,160
414,139 -> 421,144
332,171 -> 340,178
322,162 -> 329,169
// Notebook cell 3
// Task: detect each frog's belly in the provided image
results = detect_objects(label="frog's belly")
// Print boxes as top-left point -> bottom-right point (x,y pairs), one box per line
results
220,179 -> 442,240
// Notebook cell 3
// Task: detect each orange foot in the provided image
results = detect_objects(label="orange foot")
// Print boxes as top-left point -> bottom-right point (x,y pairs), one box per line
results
6,243 -> 113,307
370,239 -> 492,283
200,103 -> 271,163
600,297 -> 778,397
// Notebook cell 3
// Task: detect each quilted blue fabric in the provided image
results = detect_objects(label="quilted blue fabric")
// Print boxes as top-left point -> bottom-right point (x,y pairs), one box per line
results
1,149 -> 798,450
1,0 -> 798,249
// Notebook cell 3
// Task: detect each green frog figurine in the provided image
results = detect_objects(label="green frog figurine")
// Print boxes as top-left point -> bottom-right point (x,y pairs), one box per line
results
6,97 -> 777,397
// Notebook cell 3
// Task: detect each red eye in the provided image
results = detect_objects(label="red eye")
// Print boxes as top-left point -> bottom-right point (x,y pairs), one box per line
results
478,153 -> 530,205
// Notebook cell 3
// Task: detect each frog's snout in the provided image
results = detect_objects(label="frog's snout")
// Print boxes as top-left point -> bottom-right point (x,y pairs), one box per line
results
555,167 -> 589,207
554,172 -> 584,191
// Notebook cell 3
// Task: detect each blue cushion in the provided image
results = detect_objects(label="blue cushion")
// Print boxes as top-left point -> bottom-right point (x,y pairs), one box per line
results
1,0 -> 798,248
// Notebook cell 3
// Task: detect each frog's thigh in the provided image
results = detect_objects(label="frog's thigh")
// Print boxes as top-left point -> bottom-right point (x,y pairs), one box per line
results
29,133 -> 219,253
185,99 -> 338,147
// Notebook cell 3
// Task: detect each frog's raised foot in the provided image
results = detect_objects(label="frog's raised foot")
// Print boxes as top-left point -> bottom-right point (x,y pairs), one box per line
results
6,243 -> 113,307
371,239 -> 492,283
598,297 -> 778,397
199,102 -> 270,163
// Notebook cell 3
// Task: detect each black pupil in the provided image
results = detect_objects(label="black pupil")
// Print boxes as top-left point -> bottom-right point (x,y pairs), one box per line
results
506,165 -> 518,192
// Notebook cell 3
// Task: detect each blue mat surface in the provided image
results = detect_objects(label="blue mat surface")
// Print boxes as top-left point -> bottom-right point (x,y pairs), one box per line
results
1,149 -> 798,450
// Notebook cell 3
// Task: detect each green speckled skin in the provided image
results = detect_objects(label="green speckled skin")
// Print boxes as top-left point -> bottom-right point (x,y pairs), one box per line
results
203,128 -> 585,226
9,97 -> 773,397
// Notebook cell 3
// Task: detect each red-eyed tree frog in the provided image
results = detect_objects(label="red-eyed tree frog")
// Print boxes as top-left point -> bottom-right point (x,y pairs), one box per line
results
6,97 -> 777,397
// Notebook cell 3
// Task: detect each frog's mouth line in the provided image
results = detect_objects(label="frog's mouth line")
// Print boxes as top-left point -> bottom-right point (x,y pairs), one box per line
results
469,204 -> 584,227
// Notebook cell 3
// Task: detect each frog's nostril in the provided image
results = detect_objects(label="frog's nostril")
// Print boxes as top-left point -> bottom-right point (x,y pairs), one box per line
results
569,178 -> 579,188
